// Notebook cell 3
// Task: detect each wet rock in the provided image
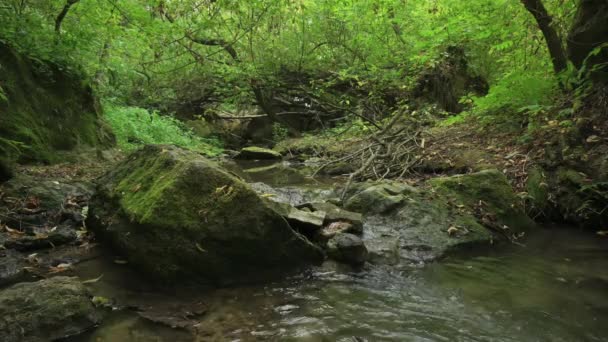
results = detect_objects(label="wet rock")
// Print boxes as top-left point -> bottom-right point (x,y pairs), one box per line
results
265,200 -> 326,233
0,250 -> 26,286
0,277 -> 101,342
428,169 -> 536,233
317,221 -> 357,240
137,301 -> 207,330
297,202 -> 363,233
235,146 -> 282,160
88,145 -> 323,283
327,233 -> 368,265
0,175 -> 93,228
3,223 -> 78,251
362,170 -> 534,266
250,182 -> 335,206
344,182 -> 417,215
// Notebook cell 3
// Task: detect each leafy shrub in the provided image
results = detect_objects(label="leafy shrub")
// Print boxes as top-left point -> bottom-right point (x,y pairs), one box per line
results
103,103 -> 222,156
272,122 -> 290,143
468,71 -> 558,124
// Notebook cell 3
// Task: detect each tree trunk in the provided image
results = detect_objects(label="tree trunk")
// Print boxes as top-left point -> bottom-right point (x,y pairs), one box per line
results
55,0 -> 80,33
520,0 -> 568,74
567,0 -> 608,71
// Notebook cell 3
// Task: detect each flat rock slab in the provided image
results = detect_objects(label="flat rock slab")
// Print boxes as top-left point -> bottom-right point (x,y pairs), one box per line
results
297,202 -> 363,232
235,147 -> 282,160
0,276 -> 101,342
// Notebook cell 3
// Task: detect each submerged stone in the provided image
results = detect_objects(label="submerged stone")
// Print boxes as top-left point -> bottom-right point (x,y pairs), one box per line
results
0,277 -> 100,342
236,146 -> 282,160
88,145 -> 323,284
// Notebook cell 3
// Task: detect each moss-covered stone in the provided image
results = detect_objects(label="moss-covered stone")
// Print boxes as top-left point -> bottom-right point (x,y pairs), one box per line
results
0,277 -> 101,342
88,145 -> 323,284
235,146 -> 282,160
526,167 -> 549,209
344,182 -> 418,215
0,42 -> 114,166
428,169 -> 535,233
553,167 -> 607,227
355,171 -> 535,265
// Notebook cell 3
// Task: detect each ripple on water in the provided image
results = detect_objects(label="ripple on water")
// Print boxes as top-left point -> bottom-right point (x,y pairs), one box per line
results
69,227 -> 608,342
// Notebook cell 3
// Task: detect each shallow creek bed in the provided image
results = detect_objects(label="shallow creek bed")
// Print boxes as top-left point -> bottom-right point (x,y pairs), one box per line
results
1,158 -> 607,342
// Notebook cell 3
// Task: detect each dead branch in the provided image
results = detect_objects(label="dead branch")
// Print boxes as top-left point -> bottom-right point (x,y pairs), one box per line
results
312,108 -> 425,202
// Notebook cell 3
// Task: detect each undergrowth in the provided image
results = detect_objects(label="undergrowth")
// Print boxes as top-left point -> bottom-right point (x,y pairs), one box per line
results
103,103 -> 222,156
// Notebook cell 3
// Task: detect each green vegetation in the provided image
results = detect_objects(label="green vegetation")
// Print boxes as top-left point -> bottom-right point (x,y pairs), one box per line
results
103,103 -> 222,156
0,0 -> 589,126
0,0 -> 606,229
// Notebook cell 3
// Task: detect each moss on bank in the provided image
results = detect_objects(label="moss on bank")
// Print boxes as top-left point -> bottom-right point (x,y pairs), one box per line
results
0,42 -> 114,168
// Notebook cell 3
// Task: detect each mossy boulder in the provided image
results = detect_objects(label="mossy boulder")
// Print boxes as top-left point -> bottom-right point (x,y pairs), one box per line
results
344,182 -> 418,215
0,42 -> 114,166
87,145 -> 323,284
235,146 -> 282,160
0,277 -> 101,342
428,169 -> 535,234
351,170 -> 535,265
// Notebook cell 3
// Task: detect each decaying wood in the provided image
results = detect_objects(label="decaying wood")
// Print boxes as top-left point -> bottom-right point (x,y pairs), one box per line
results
312,109 -> 424,201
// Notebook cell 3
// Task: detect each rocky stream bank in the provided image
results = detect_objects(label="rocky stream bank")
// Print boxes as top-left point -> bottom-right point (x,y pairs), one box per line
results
0,143 -> 542,341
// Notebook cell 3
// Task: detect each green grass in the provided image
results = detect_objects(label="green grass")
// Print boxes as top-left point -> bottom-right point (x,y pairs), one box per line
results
103,103 -> 222,156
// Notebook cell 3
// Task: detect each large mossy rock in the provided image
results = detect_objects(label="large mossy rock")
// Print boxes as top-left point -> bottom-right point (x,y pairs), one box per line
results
0,277 -> 100,342
87,145 -> 323,283
428,169 -> 535,233
0,42 -> 114,167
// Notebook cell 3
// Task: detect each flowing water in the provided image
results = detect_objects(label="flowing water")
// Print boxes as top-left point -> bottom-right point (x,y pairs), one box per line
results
70,162 -> 608,341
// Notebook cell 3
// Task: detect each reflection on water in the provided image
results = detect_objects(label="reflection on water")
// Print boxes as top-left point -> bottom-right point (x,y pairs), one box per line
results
72,226 -> 608,342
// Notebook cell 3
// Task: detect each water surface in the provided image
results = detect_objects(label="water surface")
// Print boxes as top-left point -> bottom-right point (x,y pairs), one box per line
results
72,226 -> 608,342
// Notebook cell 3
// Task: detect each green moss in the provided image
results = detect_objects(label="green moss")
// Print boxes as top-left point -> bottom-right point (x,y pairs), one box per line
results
429,169 -> 535,233
90,145 -> 323,282
526,166 -> 550,214
0,42 -> 114,165
273,135 -> 347,158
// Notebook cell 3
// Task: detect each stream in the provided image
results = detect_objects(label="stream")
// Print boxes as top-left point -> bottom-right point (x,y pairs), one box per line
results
70,162 -> 608,342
